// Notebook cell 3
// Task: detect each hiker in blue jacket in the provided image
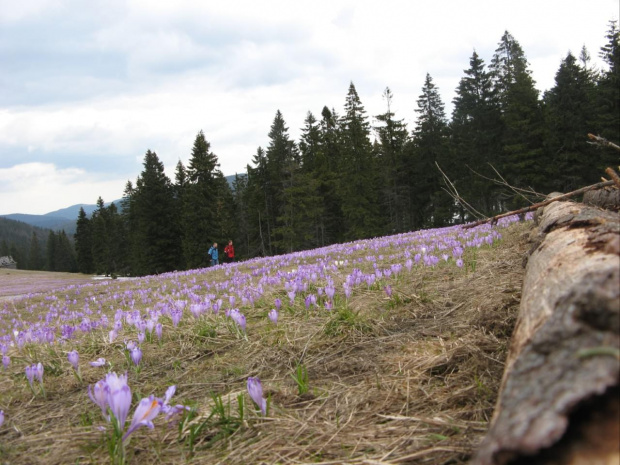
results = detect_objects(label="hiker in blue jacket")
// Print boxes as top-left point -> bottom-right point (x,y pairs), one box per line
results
208,242 -> 219,266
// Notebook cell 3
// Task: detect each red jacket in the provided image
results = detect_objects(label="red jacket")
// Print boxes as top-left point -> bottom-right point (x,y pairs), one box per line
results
224,244 -> 235,258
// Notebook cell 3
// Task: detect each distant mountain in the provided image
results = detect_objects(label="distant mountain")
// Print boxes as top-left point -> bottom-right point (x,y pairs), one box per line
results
1,199 -> 123,235
44,199 -> 124,220
1,213 -> 76,233
1,173 -> 245,234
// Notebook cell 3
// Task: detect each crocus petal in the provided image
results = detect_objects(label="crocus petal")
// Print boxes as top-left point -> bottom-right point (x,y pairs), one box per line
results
88,380 -> 109,417
90,358 -> 107,367
123,396 -> 162,441
104,372 -> 132,429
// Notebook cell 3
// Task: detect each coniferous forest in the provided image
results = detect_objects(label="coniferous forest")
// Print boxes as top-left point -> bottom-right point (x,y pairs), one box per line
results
73,25 -> 619,277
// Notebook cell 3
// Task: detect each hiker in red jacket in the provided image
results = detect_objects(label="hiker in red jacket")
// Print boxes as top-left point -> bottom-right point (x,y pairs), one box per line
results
224,240 -> 235,263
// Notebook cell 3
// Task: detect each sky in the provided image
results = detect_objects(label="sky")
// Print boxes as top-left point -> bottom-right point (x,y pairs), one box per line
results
0,0 -> 618,215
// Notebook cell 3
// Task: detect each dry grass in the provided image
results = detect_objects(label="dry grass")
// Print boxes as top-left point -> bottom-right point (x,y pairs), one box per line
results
0,221 -> 533,464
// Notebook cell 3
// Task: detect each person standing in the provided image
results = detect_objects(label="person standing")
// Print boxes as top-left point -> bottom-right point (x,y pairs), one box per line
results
224,240 -> 235,263
208,242 -> 219,266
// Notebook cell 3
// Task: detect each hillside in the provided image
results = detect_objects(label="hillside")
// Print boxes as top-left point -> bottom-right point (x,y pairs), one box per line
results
0,217 -> 49,267
0,214 -> 532,464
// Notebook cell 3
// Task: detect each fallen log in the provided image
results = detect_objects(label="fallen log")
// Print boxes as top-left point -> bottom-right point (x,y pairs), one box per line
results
472,199 -> 620,465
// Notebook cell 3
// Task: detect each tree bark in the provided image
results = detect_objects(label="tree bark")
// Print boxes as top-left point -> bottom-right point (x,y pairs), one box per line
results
473,199 -> 620,465
583,188 -> 620,212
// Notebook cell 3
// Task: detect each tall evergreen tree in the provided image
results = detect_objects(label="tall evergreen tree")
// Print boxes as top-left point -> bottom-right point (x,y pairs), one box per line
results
264,111 -> 299,254
543,51 -> 599,191
231,173 -> 250,259
27,231 -> 43,270
374,87 -> 410,233
75,207 -> 94,274
296,112 -> 326,249
451,51 -> 503,219
246,147 -> 271,256
490,31 -> 545,203
338,82 -> 380,239
317,106 -> 345,244
181,131 -> 227,268
46,230 -> 58,271
597,21 -> 620,158
411,74 -> 452,227
131,150 -> 181,275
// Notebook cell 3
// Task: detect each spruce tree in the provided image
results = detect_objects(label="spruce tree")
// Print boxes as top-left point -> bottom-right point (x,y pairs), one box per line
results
297,112 -> 326,249
338,82 -> 380,239
596,21 -> 620,158
27,231 -> 43,270
246,147 -> 271,256
46,230 -> 58,271
317,106 -> 344,244
182,131 -> 225,268
490,31 -> 545,204
91,197 -> 111,275
543,52 -> 599,191
75,207 -> 94,274
131,150 -> 181,275
451,51 -> 503,218
411,74 -> 452,227
374,87 -> 410,233
265,111 -> 299,254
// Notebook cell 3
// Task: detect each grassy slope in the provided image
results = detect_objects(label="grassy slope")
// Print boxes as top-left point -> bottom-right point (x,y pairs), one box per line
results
0,220 -> 533,464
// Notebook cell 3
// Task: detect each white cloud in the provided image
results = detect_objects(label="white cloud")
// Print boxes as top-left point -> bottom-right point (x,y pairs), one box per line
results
0,163 -> 125,214
0,0 -> 618,214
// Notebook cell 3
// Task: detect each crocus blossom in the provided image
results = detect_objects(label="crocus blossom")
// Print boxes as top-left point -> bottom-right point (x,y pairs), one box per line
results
90,358 -> 107,367
131,347 -> 142,366
104,372 -> 132,430
25,365 -> 35,387
89,379 -> 109,417
0,410 -> 4,427
268,309 -> 278,324
67,350 -> 79,371
122,395 -> 162,441
247,377 -> 267,415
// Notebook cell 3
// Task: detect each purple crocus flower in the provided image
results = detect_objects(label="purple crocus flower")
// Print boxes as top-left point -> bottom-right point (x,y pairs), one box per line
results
137,332 -> 145,344
131,347 -> 142,366
34,363 -> 44,383
274,298 -> 282,311
0,410 -> 4,427
109,329 -> 117,343
89,379 -> 109,417
122,395 -> 162,441
268,309 -> 278,324
67,350 -> 79,371
90,358 -> 107,367
104,372 -> 132,429
25,365 -> 35,387
456,258 -> 464,268
2,355 -> 9,370
384,285 -> 392,298
247,377 -> 267,415
155,323 -> 163,341
325,285 -> 335,300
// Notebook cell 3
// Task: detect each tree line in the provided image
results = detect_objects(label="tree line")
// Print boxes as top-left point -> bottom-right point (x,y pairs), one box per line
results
74,25 -> 618,277
0,218 -> 77,272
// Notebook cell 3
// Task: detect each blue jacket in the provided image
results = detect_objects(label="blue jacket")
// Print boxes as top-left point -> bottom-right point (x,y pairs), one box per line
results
208,246 -> 219,260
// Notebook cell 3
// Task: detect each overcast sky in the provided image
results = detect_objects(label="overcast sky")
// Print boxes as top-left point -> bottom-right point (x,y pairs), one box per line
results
0,0 -> 618,215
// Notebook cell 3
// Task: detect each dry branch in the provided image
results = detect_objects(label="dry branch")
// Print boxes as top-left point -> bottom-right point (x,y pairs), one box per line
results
472,198 -> 620,465
587,133 -> 620,152
462,180 -> 616,229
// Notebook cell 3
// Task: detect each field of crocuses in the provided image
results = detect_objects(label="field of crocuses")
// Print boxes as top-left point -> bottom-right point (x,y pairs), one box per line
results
0,214 -> 533,464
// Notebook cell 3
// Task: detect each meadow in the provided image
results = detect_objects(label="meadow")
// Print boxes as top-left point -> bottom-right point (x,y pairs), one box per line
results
0,215 -> 533,464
